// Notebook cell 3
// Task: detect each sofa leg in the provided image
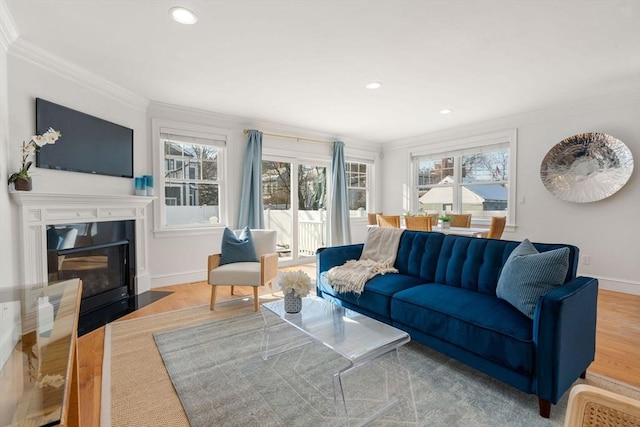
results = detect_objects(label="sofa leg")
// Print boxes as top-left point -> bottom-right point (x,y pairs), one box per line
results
538,398 -> 551,418
580,370 -> 587,379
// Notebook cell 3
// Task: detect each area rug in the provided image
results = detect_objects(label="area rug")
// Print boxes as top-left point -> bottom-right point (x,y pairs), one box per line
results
102,303 -> 640,427
150,311 -> 640,427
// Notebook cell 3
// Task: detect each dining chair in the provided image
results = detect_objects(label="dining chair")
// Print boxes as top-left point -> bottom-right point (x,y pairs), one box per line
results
427,213 -> 439,227
450,214 -> 472,228
377,215 -> 401,228
487,216 -> 507,239
405,216 -> 432,231
367,212 -> 382,225
208,228 -> 277,311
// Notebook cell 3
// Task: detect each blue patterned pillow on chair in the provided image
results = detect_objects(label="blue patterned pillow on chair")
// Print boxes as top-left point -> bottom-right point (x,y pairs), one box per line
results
496,239 -> 570,319
220,227 -> 258,265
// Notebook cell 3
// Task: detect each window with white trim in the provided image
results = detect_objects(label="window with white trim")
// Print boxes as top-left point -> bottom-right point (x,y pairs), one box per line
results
413,139 -> 513,224
157,125 -> 226,229
346,161 -> 371,217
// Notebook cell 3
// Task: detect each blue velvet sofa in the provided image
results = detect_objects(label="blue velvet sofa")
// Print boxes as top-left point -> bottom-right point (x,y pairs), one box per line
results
316,231 -> 598,417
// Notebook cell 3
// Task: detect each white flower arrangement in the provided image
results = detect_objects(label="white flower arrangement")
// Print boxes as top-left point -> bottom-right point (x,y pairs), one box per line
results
8,127 -> 62,185
278,270 -> 313,298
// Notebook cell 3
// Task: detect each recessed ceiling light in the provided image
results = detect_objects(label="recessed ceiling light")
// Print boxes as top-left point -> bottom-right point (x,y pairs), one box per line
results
440,109 -> 453,115
365,82 -> 382,90
170,7 -> 198,25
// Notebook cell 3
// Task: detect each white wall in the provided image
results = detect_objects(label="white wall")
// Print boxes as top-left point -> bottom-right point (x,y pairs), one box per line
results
7,56 -> 148,196
0,8 -> 20,371
147,102 -> 381,286
382,95 -> 640,294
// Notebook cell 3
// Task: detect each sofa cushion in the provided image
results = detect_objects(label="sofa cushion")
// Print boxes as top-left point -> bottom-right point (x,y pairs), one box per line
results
391,284 -> 534,374
496,239 -> 570,319
394,231 -> 445,281
318,272 -> 426,319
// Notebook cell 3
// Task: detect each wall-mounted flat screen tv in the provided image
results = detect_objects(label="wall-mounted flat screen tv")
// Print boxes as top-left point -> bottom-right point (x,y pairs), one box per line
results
36,98 -> 134,178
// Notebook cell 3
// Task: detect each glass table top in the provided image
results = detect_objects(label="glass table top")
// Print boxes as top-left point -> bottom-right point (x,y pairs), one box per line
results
261,296 -> 410,364
0,278 -> 81,427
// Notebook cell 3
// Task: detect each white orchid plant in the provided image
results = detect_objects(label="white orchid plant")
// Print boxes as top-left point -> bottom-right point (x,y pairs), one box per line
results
8,127 -> 61,185
279,270 -> 313,298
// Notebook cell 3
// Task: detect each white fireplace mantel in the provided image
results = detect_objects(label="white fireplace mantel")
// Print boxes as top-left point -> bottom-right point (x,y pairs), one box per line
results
11,191 -> 154,294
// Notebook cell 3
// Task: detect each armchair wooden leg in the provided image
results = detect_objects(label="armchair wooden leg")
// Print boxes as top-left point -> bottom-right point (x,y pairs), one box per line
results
253,287 -> 259,311
210,286 -> 217,311
231,285 -> 235,295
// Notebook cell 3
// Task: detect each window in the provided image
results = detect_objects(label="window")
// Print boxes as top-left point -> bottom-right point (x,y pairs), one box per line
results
346,161 -> 369,217
154,122 -> 226,232
412,132 -> 515,224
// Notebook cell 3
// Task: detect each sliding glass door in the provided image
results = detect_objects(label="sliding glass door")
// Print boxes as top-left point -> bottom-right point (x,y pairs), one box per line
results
262,157 -> 328,264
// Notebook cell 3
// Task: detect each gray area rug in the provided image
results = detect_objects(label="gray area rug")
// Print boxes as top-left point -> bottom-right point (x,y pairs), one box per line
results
153,312 -> 632,427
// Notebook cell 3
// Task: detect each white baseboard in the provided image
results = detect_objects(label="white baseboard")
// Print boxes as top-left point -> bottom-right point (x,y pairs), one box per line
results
597,276 -> 640,296
150,270 -> 206,289
150,271 -> 640,296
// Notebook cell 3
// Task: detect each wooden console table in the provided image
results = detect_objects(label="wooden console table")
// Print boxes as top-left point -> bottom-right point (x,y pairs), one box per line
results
1,279 -> 81,426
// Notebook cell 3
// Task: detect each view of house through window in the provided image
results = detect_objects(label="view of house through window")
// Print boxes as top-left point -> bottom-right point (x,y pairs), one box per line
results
163,138 -> 221,226
415,145 -> 509,222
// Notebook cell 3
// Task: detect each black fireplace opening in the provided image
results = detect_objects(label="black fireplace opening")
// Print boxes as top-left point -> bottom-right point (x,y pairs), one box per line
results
46,220 -> 136,315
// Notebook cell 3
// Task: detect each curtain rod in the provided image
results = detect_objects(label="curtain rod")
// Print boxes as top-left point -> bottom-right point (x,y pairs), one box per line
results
243,129 -> 332,144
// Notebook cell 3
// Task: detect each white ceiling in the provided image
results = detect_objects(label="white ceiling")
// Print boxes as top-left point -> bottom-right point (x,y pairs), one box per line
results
5,0 -> 640,143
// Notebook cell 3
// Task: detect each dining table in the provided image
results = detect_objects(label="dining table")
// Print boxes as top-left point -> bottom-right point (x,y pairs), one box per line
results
368,224 -> 489,238
431,226 -> 489,238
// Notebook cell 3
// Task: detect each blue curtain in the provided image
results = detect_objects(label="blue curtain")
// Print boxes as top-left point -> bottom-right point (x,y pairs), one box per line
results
238,130 -> 264,229
330,140 -> 352,245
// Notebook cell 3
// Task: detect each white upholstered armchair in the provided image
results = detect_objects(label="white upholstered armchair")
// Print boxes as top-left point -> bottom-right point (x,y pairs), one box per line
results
207,229 -> 278,311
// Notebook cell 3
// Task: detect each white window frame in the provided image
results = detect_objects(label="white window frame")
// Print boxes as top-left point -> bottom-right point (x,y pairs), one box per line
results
151,119 -> 228,237
409,130 -> 517,227
345,160 -> 371,217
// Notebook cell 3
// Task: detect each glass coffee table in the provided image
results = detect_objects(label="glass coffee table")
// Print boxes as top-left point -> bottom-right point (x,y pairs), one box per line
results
261,296 -> 410,426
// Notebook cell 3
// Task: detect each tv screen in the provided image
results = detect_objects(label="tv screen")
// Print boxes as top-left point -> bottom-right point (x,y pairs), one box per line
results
35,98 -> 134,178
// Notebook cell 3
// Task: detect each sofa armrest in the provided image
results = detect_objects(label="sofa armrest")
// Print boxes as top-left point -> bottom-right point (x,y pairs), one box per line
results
316,244 -> 364,273
316,244 -> 364,295
533,276 -> 599,404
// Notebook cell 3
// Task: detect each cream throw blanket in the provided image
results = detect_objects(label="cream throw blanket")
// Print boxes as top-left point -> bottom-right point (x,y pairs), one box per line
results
327,227 -> 404,295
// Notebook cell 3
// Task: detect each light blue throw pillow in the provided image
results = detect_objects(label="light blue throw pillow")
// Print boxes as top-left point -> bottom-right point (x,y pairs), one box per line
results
496,239 -> 570,319
219,227 -> 258,265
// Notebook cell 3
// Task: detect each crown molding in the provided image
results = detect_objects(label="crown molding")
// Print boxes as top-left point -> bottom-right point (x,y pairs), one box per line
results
148,100 -> 381,151
384,90 -> 640,151
0,0 -> 18,50
8,38 -> 149,111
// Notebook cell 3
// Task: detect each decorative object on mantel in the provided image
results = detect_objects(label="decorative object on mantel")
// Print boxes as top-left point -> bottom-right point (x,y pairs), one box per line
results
144,175 -> 154,196
134,177 -> 146,196
8,127 -> 61,192
540,132 -> 634,203
278,270 -> 312,314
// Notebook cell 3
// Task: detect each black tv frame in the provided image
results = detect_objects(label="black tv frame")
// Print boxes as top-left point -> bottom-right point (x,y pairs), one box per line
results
35,98 -> 134,178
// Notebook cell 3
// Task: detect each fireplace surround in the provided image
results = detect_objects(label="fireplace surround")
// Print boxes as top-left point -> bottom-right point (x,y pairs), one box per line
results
10,192 -> 153,298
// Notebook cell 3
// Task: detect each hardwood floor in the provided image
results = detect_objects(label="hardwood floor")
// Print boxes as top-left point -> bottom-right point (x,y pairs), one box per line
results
77,270 -> 640,426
